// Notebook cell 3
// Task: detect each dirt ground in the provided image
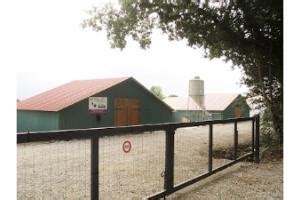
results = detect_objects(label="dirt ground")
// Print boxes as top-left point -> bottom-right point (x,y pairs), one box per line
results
17,122 -> 283,199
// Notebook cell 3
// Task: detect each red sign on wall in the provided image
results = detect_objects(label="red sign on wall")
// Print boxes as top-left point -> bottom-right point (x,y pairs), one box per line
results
122,140 -> 132,153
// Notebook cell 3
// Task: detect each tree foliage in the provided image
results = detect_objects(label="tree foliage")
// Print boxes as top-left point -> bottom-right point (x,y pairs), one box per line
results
150,86 -> 165,100
82,0 -> 283,143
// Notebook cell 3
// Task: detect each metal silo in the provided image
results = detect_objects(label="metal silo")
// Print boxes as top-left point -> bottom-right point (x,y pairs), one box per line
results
188,76 -> 211,121
189,76 -> 205,108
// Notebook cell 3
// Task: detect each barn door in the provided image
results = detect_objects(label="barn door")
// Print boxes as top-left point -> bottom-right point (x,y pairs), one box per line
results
115,98 -> 140,126
115,98 -> 128,126
127,99 -> 139,125
234,106 -> 241,118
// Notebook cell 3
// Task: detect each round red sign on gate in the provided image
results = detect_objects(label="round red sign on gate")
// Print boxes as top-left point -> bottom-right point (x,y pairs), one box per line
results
122,140 -> 132,153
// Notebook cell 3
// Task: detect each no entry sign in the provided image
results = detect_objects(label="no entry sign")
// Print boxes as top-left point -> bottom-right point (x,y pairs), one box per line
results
122,140 -> 132,153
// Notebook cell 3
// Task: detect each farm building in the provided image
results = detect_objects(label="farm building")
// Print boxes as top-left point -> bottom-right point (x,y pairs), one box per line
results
163,77 -> 250,122
164,94 -> 250,122
17,77 -> 173,132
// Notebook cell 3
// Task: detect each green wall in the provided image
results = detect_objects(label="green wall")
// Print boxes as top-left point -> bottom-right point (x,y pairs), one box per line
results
170,96 -> 249,122
172,110 -> 225,122
59,78 -> 173,130
209,111 -> 223,120
223,96 -> 250,119
17,110 -> 59,132
17,78 -> 173,132
172,110 -> 207,122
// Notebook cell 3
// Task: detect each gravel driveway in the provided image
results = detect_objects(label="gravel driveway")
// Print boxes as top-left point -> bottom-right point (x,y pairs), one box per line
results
17,122 -> 283,199
168,159 -> 283,199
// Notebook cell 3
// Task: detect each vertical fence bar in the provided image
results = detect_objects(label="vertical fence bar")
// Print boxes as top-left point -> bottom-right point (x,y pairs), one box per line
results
255,115 -> 260,163
91,136 -> 99,200
234,121 -> 238,160
252,118 -> 255,155
164,128 -> 175,194
208,124 -> 213,173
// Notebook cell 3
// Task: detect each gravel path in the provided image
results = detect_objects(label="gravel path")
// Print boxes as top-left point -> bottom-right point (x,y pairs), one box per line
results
167,159 -> 283,199
17,122 -> 281,199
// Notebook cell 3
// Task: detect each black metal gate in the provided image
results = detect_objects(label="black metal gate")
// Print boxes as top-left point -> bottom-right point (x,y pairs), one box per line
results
17,115 -> 260,200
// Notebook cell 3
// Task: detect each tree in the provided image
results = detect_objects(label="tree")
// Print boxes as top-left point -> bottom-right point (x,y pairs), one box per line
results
82,0 -> 283,144
150,86 -> 165,100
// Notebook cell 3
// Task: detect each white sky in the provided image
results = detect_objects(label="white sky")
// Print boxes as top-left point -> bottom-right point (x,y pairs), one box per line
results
12,0 -> 248,100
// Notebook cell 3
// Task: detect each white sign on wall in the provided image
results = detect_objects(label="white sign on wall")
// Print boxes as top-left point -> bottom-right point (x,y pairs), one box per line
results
89,97 -> 107,113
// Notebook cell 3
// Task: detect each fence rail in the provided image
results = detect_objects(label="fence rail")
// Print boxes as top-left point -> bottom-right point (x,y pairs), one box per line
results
17,115 -> 260,200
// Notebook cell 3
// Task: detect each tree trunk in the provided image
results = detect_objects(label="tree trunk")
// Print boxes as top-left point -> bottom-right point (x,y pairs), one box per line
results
269,95 -> 283,144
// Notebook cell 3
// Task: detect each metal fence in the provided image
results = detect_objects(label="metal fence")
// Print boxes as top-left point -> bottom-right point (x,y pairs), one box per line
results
17,115 -> 260,200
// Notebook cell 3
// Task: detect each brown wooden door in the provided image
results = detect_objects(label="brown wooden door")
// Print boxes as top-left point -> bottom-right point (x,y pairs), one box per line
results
115,98 -> 140,126
127,98 -> 139,125
115,108 -> 128,126
235,106 -> 241,117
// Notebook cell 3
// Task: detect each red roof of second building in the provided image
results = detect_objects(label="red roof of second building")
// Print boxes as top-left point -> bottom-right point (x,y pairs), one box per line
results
164,93 -> 240,111
17,77 -> 130,111
163,96 -> 202,111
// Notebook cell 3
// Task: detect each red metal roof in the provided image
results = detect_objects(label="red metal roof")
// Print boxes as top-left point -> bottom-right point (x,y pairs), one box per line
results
163,97 -> 201,111
17,77 -> 130,111
164,94 -> 240,111
205,93 -> 240,110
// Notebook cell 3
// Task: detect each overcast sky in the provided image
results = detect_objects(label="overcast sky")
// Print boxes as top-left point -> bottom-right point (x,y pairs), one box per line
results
14,0 -> 248,100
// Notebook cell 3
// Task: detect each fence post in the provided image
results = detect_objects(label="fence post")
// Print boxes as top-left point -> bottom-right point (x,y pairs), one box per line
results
252,118 -> 255,157
91,135 -> 99,200
164,128 -> 175,194
255,115 -> 260,163
208,124 -> 213,173
234,121 -> 238,160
